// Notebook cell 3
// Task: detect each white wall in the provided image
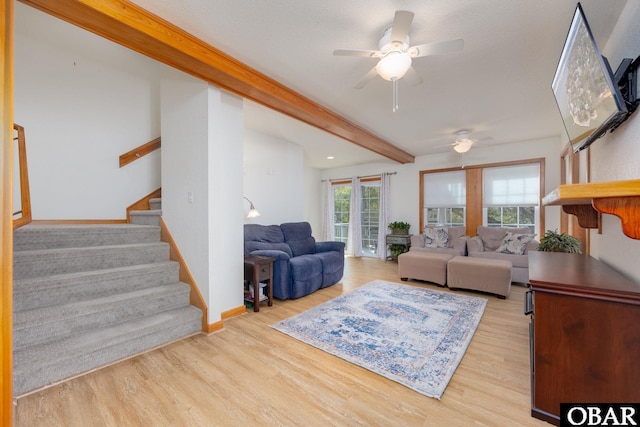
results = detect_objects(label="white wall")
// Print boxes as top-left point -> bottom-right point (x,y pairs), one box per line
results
14,4 -> 162,219
243,128 -> 307,226
303,152 -> 322,234
162,70 -> 244,323
588,1 -> 640,281
319,136 -> 562,238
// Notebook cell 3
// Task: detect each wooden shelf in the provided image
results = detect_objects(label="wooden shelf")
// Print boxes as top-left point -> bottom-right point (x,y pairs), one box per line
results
542,179 -> 640,239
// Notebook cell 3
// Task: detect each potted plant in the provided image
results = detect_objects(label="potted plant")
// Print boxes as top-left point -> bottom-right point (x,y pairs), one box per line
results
537,229 -> 582,254
388,221 -> 411,235
389,244 -> 409,259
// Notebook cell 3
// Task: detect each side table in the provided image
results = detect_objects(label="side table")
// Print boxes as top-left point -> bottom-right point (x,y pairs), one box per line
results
386,234 -> 412,261
244,254 -> 274,312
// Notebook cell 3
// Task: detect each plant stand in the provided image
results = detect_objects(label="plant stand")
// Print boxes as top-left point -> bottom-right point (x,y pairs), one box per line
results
386,234 -> 412,261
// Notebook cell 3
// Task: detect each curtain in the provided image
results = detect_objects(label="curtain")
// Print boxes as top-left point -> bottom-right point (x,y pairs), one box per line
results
346,176 -> 362,257
322,180 -> 335,241
377,172 -> 391,260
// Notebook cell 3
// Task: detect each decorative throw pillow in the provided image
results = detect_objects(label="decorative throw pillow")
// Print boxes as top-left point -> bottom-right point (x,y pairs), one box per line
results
495,231 -> 535,255
424,227 -> 449,248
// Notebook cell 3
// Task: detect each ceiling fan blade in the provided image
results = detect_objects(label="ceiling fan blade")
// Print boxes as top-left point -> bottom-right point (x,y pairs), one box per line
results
403,66 -> 423,86
409,38 -> 464,58
333,49 -> 382,58
389,11 -> 414,45
354,66 -> 379,89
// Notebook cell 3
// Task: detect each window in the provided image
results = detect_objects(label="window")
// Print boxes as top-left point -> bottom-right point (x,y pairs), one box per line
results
423,171 -> 466,227
426,207 -> 465,226
420,159 -> 544,238
360,181 -> 380,255
483,164 -> 540,234
333,184 -> 350,245
332,179 -> 381,257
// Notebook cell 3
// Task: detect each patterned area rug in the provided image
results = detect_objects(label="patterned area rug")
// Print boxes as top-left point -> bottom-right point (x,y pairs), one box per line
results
271,280 -> 487,399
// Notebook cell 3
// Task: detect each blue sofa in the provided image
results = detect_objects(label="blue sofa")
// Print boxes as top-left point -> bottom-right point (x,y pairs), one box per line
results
244,222 -> 345,300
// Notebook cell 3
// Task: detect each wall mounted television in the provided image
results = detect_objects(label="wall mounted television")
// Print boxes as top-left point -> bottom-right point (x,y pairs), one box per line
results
552,3 -> 639,153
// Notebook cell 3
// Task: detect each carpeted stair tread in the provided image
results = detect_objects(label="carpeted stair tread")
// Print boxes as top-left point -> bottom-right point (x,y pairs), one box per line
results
13,261 -> 180,311
13,305 -> 202,396
14,224 -> 160,251
13,242 -> 169,279
149,198 -> 162,210
130,209 -> 162,226
14,282 -> 191,346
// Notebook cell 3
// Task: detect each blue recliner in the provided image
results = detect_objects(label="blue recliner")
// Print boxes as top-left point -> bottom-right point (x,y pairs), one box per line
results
244,222 -> 345,300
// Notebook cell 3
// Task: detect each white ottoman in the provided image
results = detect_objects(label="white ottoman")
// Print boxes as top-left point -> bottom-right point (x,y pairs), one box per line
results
447,256 -> 512,299
398,251 -> 455,286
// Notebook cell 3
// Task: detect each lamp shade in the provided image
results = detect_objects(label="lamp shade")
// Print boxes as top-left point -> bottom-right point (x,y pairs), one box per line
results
376,51 -> 412,81
243,197 -> 261,219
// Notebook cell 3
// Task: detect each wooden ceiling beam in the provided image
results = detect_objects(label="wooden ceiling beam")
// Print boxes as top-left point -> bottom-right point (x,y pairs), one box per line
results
19,0 -> 415,164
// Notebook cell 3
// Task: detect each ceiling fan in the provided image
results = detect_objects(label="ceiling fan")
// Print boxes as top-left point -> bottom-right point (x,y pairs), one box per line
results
334,10 -> 463,112
451,130 -> 476,153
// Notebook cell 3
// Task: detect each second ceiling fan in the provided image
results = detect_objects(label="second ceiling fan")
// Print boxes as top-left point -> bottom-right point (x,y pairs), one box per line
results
334,10 -> 463,112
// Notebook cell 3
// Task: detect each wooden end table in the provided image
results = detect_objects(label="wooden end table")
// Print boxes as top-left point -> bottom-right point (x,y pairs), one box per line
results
243,255 -> 274,312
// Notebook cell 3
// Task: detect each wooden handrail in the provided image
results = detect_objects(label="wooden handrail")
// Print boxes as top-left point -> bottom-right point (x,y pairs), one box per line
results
119,137 -> 161,168
13,124 -> 32,229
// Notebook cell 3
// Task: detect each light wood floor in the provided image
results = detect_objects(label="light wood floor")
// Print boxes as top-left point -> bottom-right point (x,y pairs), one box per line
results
14,257 -> 548,426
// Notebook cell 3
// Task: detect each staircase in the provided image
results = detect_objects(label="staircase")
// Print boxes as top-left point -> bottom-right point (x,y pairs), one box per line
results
12,198 -> 202,396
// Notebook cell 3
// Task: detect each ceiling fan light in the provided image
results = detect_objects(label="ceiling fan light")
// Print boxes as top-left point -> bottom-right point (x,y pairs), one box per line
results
376,51 -> 411,81
453,140 -> 473,153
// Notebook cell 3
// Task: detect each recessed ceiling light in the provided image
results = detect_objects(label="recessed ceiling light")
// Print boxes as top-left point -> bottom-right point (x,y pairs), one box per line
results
327,156 -> 334,160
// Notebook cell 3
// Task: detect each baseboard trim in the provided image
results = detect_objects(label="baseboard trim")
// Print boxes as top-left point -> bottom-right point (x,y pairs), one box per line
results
222,305 -> 246,320
205,320 -> 224,335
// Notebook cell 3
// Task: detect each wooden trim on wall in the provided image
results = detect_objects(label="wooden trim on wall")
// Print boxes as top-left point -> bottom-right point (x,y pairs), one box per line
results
159,218 -> 208,333
206,320 -> 224,335
1,1 -> 14,424
119,137 -> 161,168
560,144 -> 570,234
126,188 -> 161,223
560,144 -> 589,253
13,124 -> 31,229
465,168 -> 483,236
18,0 -> 414,165
221,305 -> 245,321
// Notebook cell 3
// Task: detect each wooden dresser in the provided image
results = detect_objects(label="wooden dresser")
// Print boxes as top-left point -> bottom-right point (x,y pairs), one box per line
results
527,251 -> 640,425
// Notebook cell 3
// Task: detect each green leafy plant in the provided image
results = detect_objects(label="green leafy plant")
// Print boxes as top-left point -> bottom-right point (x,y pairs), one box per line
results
389,244 -> 409,258
537,229 -> 582,254
388,221 -> 411,234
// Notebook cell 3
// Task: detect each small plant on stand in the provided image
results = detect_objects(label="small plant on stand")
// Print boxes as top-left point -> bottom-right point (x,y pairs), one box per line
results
388,221 -> 411,235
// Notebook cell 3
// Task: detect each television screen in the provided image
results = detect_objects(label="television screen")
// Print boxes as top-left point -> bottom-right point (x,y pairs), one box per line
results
552,3 -> 628,152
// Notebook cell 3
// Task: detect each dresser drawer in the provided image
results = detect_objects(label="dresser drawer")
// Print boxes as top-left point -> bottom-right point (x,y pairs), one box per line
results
256,264 -> 271,281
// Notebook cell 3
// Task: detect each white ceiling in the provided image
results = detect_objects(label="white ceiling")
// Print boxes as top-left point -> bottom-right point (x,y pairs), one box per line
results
126,1 -> 625,168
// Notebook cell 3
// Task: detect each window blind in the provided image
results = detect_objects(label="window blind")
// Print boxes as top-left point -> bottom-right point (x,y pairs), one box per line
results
483,164 -> 540,207
424,170 -> 466,207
